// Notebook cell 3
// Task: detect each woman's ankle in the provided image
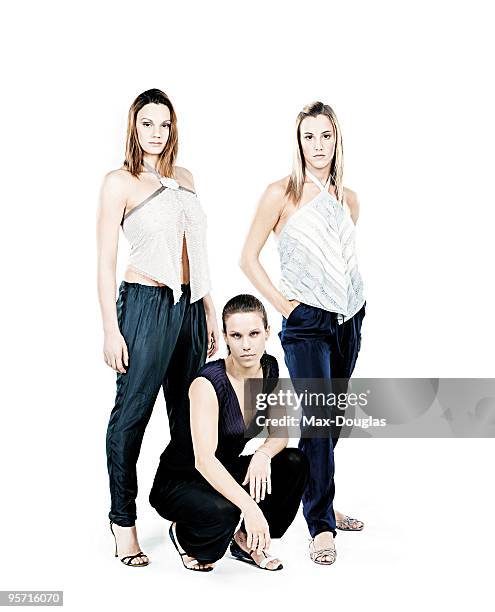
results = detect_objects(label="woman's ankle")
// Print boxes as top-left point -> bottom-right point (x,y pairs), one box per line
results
234,529 -> 247,544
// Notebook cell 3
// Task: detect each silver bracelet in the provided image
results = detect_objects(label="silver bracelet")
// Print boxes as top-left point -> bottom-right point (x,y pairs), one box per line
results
255,448 -> 272,461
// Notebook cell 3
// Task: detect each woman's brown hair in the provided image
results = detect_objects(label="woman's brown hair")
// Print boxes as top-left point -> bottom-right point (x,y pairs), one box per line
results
222,294 -> 278,386
285,101 -> 344,204
123,88 -> 178,177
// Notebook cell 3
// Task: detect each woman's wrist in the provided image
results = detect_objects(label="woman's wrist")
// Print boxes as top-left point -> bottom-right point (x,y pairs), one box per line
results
103,323 -> 120,335
278,297 -> 294,318
255,447 -> 272,461
275,295 -> 291,316
241,496 -> 261,514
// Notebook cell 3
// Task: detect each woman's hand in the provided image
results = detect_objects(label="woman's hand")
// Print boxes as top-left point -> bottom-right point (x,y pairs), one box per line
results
282,299 -> 301,319
243,503 -> 271,554
103,330 -> 128,374
206,312 -> 219,358
242,449 -> 272,502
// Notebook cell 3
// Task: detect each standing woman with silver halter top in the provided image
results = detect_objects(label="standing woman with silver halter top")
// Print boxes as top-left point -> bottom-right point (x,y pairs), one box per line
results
96,88 -> 219,567
240,101 -> 366,566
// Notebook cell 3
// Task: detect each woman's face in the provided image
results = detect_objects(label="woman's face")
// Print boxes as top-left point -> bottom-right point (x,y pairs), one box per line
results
223,312 -> 270,369
299,113 -> 336,172
136,103 -> 171,156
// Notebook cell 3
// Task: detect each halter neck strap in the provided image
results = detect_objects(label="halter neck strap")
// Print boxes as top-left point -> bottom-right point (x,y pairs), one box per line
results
305,169 -> 332,193
143,160 -> 163,179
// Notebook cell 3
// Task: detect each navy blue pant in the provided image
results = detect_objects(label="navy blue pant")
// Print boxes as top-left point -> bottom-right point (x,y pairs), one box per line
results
279,301 -> 366,538
106,281 -> 208,527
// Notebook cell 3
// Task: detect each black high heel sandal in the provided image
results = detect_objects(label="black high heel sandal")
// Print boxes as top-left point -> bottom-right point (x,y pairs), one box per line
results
109,521 -> 149,567
168,523 -> 214,572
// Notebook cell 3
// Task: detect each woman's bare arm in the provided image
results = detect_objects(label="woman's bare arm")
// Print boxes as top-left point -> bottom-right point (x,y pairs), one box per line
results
201,293 -> 219,357
255,436 -> 288,459
241,405 -> 289,501
343,187 -> 361,225
239,182 -> 295,319
189,377 -> 258,513
190,377 -> 275,551
96,170 -> 128,373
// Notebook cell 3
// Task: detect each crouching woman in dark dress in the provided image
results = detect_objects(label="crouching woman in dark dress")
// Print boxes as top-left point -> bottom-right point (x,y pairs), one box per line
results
149,294 -> 308,571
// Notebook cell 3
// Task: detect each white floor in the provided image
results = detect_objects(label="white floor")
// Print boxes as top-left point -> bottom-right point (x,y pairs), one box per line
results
4,438 -> 493,611
3,0 -> 495,609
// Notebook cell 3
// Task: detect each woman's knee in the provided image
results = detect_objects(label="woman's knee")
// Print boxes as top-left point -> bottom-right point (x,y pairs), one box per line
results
208,495 -> 241,527
149,487 -> 169,519
177,500 -> 241,563
281,447 -> 309,467
277,447 -> 309,478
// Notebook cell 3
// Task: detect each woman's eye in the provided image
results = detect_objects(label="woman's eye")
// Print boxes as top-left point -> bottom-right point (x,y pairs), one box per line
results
162,124 -> 170,129
324,134 -> 332,139
305,135 -> 313,140
250,331 -> 260,337
232,333 -> 241,339
143,122 -> 151,127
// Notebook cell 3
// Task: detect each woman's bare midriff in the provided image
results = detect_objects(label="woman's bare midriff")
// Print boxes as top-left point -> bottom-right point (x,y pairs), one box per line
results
123,236 -> 191,286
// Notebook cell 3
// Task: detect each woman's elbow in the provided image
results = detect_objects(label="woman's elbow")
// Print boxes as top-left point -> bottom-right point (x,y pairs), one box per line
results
238,252 -> 247,273
194,453 -> 214,472
239,251 -> 255,275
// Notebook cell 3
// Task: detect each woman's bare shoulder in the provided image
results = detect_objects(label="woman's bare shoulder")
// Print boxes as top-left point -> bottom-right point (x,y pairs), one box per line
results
175,165 -> 195,190
101,167 -> 135,193
343,186 -> 359,207
189,375 -> 218,405
264,176 -> 290,198
343,186 -> 360,221
258,176 -> 291,212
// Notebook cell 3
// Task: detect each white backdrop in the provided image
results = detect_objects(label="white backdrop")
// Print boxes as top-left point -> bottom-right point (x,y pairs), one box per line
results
1,1 -> 494,610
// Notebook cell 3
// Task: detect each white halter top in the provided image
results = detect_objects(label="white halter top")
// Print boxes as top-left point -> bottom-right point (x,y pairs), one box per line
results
121,162 -> 211,304
276,170 -> 365,324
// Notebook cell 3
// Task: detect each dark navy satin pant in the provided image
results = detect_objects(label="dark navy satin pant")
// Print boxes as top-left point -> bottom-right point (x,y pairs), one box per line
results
106,281 -> 208,527
279,301 -> 366,538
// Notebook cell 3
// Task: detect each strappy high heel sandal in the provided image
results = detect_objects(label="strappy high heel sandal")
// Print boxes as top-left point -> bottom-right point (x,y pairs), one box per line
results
168,523 -> 214,572
336,515 -> 364,531
309,538 -> 337,565
109,521 -> 149,567
229,538 -> 283,571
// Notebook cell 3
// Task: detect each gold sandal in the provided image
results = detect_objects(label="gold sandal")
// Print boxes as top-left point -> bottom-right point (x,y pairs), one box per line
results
336,515 -> 364,531
309,538 -> 337,565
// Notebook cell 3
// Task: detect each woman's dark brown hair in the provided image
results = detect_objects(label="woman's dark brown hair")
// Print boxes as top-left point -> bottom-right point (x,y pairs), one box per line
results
123,88 -> 178,178
222,294 -> 278,385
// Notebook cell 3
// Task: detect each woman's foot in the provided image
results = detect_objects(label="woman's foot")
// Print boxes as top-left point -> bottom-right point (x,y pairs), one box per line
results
310,531 -> 336,565
110,523 -> 149,566
233,530 -> 282,570
181,555 -> 215,571
335,510 -> 364,531
170,523 -> 215,571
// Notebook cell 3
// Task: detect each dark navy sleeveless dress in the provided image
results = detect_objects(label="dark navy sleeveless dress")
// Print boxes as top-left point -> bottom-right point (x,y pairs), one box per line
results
153,358 -> 273,481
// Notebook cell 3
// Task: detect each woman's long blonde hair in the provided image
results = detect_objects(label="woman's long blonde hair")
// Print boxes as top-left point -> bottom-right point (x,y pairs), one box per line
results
123,88 -> 178,178
285,101 -> 344,204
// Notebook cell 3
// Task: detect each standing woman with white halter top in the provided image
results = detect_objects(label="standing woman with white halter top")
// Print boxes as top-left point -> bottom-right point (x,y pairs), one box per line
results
240,101 -> 366,566
96,89 -> 219,567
